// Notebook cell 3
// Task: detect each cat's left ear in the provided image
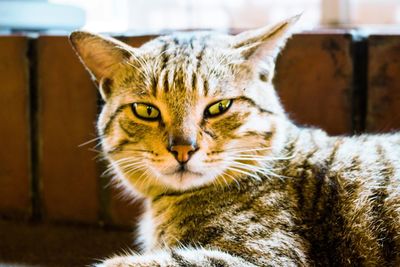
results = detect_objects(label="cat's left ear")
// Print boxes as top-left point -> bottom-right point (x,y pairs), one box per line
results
69,31 -> 137,100
232,14 -> 300,66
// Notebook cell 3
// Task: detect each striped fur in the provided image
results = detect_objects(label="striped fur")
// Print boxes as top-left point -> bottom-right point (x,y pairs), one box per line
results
70,15 -> 400,267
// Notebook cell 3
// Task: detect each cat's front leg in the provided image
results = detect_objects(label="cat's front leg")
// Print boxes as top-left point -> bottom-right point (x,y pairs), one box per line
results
95,247 -> 256,267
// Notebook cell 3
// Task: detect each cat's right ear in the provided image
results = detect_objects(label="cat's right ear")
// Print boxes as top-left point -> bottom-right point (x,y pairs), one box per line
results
231,14 -> 300,66
69,31 -> 135,100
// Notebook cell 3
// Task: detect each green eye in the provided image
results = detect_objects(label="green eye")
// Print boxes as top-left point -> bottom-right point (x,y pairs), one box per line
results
205,99 -> 232,117
131,103 -> 160,121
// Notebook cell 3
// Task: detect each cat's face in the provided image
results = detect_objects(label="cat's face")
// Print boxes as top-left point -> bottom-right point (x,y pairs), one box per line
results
70,16 -> 298,196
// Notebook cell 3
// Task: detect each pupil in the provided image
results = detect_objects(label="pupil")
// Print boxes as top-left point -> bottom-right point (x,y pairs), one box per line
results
218,102 -> 224,112
146,106 -> 152,115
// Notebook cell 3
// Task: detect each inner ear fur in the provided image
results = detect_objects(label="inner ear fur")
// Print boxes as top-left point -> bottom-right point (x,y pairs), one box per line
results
232,14 -> 300,66
69,31 -> 137,99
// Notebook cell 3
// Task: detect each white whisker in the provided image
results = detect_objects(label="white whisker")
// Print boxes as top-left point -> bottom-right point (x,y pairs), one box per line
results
223,171 -> 241,189
137,169 -> 152,190
224,147 -> 272,153
228,154 -> 294,161
125,164 -> 147,175
78,136 -> 103,147
225,166 -> 262,181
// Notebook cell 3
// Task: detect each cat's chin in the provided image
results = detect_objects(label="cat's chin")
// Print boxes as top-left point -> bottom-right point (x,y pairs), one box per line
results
161,170 -> 215,191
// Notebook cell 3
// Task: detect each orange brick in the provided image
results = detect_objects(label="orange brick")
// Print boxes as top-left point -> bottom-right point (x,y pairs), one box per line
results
37,36 -> 100,223
275,32 -> 355,135
0,36 -> 31,219
366,35 -> 400,133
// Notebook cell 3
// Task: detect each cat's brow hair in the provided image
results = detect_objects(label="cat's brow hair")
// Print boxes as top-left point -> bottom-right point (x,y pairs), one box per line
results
145,34 -> 211,97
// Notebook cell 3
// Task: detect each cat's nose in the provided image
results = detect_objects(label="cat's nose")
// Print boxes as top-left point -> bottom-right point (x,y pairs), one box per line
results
169,145 -> 197,163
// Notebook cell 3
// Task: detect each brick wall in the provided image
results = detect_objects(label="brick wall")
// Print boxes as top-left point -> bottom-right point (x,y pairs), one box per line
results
0,31 -> 398,229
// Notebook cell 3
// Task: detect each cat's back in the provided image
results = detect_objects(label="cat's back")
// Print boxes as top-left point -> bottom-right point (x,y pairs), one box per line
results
287,128 -> 400,183
286,129 -> 400,266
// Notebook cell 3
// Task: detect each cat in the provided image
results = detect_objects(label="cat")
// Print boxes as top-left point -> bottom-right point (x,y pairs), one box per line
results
69,15 -> 400,266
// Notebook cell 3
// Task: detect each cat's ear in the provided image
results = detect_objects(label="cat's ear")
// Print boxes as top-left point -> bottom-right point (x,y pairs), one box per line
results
232,14 -> 300,65
69,31 -> 135,99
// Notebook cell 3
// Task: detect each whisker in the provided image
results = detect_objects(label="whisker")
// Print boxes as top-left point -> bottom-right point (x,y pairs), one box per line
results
223,171 -> 241,189
225,156 -> 287,180
103,158 -> 140,176
124,163 -> 147,175
229,162 -> 270,178
117,158 -> 144,165
234,160 -> 284,177
225,166 -> 262,181
112,157 -> 143,165
218,174 -> 229,187
228,154 -> 294,161
78,136 -> 103,147
88,148 -> 104,154
137,169 -> 151,190
120,161 -> 155,171
114,148 -> 155,154
102,165 -> 119,176
224,146 -> 272,153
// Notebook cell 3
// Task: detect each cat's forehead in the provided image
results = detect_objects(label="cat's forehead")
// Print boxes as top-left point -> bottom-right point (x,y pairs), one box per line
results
118,31 -> 241,101
140,31 -> 232,52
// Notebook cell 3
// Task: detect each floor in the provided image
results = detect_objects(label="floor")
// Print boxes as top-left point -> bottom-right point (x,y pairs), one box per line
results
0,220 -> 136,267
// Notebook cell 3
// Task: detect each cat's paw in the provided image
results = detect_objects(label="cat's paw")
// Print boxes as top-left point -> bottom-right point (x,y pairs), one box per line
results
94,255 -> 161,267
94,256 -> 136,267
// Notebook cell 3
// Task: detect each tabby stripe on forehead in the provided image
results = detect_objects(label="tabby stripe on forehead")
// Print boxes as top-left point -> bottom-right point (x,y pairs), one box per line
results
196,40 -> 207,72
101,105 -> 126,135
150,74 -> 158,97
203,78 -> 209,96
163,69 -> 169,94
156,40 -> 171,95
371,144 -> 397,264
191,72 -> 197,92
160,40 -> 170,71
236,96 -> 274,115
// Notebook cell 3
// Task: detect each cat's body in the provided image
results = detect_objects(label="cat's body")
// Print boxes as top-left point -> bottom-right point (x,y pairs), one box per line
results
134,127 -> 400,266
69,16 -> 400,266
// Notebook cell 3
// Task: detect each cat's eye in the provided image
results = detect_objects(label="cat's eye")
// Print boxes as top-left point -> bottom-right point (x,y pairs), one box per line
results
205,99 -> 232,117
131,103 -> 160,121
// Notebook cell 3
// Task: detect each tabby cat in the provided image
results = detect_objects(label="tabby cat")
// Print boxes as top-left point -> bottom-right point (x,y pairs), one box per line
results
69,15 -> 400,266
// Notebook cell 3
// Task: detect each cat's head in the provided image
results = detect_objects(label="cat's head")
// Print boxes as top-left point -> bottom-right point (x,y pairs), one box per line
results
70,15 -> 299,197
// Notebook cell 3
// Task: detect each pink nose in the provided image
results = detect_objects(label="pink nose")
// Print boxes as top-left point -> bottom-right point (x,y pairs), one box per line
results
170,145 -> 196,163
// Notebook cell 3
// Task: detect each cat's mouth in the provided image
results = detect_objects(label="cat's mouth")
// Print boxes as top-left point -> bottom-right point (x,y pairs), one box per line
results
164,165 -> 203,177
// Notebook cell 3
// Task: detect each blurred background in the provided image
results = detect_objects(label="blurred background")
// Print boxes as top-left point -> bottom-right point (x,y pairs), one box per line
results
0,0 -> 400,34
